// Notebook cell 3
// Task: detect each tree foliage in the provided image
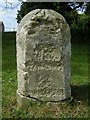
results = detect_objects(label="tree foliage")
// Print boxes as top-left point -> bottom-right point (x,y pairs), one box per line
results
16,2 -> 83,25
85,2 -> 90,15
71,13 -> 90,43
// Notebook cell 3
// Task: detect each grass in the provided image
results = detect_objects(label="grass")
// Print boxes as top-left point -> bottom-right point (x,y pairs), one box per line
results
2,32 -> 89,118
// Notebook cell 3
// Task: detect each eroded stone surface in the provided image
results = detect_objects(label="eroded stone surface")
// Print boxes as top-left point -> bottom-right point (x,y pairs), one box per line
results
16,9 -> 71,102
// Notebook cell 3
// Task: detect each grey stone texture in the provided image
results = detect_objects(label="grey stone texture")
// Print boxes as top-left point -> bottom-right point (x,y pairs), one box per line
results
16,9 -> 71,104
0,22 -> 4,32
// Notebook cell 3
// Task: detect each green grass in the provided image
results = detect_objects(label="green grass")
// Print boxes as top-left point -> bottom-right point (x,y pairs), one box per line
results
2,32 -> 89,118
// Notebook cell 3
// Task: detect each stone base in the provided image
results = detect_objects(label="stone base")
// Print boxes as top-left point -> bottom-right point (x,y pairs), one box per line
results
17,90 -> 71,109
17,91 -> 37,109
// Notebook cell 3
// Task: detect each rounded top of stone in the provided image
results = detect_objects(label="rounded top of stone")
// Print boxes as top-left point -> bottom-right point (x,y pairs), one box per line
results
17,9 -> 68,31
17,9 -> 70,44
21,9 -> 65,21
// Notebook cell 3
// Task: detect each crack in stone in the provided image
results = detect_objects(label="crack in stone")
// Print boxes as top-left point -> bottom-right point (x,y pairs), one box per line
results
26,95 -> 40,101
18,92 -> 40,101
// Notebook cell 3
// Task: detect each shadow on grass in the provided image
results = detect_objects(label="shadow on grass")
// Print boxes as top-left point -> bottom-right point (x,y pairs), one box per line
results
71,83 -> 90,104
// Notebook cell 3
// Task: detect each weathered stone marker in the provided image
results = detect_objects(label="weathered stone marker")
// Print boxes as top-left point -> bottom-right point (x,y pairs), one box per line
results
16,9 -> 71,107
